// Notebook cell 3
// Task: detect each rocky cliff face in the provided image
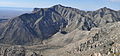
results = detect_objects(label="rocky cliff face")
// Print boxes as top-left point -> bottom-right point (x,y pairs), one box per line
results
0,45 -> 41,56
0,4 -> 120,56
0,4 -> 120,45
46,22 -> 120,56
0,22 -> 120,56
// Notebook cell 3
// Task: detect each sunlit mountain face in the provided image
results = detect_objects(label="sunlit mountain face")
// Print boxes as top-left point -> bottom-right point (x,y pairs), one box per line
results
0,7 -> 32,19
0,0 -> 120,55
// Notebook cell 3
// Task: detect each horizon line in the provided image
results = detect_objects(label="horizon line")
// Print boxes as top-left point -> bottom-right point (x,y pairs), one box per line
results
0,4 -> 119,11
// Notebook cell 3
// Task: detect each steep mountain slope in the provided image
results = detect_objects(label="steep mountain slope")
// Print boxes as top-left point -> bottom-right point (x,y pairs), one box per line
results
0,5 -> 68,45
0,22 -> 120,56
0,19 -> 8,36
0,4 -> 120,45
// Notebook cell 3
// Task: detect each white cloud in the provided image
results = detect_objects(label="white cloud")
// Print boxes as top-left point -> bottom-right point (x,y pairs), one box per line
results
109,0 -> 120,2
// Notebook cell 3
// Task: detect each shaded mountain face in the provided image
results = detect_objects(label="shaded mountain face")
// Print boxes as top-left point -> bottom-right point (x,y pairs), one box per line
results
0,19 -> 8,36
0,4 -> 120,45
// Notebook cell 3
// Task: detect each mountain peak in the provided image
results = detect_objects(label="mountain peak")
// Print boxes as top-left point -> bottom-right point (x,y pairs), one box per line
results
98,7 -> 114,11
101,7 -> 111,10
52,4 -> 64,8
54,4 -> 63,7
32,4 -> 64,12
33,8 -> 40,12
102,7 -> 108,9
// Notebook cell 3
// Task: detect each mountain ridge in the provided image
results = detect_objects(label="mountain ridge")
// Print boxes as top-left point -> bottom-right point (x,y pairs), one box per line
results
0,4 -> 120,56
0,4 -> 120,45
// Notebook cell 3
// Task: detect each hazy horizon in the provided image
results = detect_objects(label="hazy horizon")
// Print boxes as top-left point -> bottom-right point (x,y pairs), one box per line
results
0,0 -> 120,19
0,0 -> 120,11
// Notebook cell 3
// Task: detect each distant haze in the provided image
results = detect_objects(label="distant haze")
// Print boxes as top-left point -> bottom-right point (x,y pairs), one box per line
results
0,0 -> 120,11
0,7 -> 32,19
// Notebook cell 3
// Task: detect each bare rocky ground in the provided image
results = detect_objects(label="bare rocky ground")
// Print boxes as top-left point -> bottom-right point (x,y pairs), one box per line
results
0,5 -> 120,56
0,22 -> 120,56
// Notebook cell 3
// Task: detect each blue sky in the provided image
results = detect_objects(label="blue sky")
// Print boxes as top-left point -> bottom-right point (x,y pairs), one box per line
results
0,0 -> 120,11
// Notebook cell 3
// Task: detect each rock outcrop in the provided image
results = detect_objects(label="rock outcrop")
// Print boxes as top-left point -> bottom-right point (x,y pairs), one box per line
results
41,22 -> 120,56
0,4 -> 120,45
0,5 -> 120,56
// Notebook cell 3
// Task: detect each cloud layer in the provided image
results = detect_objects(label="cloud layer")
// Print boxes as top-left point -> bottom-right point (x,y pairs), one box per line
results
109,0 -> 120,2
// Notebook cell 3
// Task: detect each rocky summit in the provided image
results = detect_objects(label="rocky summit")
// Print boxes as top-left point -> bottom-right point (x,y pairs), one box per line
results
0,4 -> 120,56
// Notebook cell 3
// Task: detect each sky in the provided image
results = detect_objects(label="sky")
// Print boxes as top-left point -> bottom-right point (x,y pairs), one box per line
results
0,0 -> 120,11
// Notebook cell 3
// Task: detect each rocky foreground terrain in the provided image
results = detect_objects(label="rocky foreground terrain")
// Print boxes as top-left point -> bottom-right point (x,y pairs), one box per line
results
0,4 -> 120,56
